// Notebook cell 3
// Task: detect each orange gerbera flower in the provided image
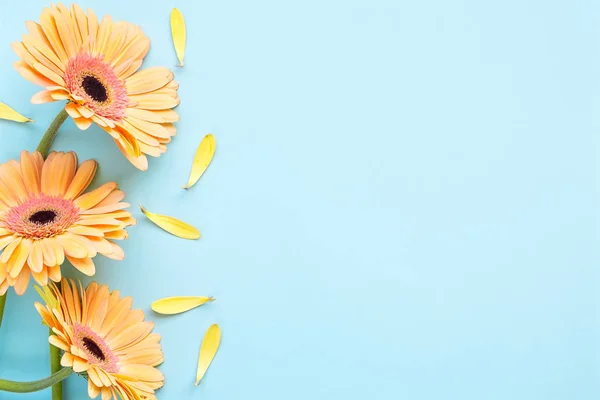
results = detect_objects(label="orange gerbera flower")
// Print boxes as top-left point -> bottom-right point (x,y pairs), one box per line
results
0,151 -> 134,295
13,3 -> 179,170
36,280 -> 164,399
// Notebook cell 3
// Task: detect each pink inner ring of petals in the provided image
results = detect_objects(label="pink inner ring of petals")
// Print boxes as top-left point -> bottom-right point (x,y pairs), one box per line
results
2,195 -> 79,239
65,53 -> 129,122
73,323 -> 120,373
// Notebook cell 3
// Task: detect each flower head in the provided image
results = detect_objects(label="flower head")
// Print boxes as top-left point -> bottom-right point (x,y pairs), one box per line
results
36,279 -> 164,399
13,4 -> 180,170
0,151 -> 134,295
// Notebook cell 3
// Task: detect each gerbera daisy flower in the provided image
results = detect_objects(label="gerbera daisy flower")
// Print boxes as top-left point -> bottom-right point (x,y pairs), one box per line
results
13,3 -> 180,170
36,279 -> 164,399
0,151 -> 134,295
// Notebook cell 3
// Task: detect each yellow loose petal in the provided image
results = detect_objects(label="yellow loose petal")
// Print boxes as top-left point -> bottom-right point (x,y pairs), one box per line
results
0,102 -> 33,123
196,324 -> 221,385
171,8 -> 186,67
151,296 -> 215,315
140,205 -> 200,240
183,134 -> 216,189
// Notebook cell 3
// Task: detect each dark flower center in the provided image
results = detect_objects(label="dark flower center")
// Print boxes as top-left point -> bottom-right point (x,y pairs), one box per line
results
82,75 -> 108,102
29,210 -> 57,225
82,337 -> 106,361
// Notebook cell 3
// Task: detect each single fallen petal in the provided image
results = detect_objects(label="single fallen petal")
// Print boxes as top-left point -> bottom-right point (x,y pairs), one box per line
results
196,324 -> 221,385
140,205 -> 200,240
0,102 -> 33,123
151,296 -> 215,315
183,134 -> 216,189
171,8 -> 186,67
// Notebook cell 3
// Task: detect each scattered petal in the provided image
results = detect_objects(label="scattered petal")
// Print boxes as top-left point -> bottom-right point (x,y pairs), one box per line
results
0,102 -> 33,123
196,324 -> 221,385
183,134 -> 216,189
139,205 -> 200,240
151,296 -> 215,315
171,8 -> 186,67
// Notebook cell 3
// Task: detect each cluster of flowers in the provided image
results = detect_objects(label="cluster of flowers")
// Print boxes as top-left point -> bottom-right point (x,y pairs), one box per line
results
0,4 -> 183,399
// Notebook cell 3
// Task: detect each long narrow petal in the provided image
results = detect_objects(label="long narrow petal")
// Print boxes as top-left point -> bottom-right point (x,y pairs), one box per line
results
183,134 -> 216,189
20,150 -> 42,196
74,182 -> 118,210
151,296 -> 214,315
170,8 -> 186,67
27,240 -> 44,273
196,324 -> 221,385
0,102 -> 33,123
139,205 -> 200,240
65,160 -> 97,199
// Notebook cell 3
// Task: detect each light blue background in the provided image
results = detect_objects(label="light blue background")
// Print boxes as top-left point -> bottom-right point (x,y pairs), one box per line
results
0,0 -> 596,399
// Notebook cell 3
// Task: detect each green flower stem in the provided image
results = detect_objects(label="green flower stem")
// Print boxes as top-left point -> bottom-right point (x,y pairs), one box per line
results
0,293 -> 6,329
0,367 -> 72,393
50,328 -> 62,400
36,108 -> 69,158
50,280 -> 63,400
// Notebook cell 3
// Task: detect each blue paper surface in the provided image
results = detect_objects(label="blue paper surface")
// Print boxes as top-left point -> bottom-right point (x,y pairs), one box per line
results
0,0 -> 596,399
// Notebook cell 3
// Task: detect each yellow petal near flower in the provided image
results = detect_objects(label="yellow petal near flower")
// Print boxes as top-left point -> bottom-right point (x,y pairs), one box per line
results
183,134 -> 216,189
196,324 -> 221,386
171,8 -> 186,67
0,101 -> 32,123
151,296 -> 215,315
139,205 -> 200,240
34,284 -> 58,309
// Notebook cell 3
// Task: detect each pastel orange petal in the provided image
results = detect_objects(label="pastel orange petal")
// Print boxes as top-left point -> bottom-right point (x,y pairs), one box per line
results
74,182 -> 118,210
13,269 -> 30,295
31,90 -> 56,104
67,256 -> 95,276
19,150 -> 42,196
74,117 -> 93,130
64,160 -> 97,199
27,240 -> 44,273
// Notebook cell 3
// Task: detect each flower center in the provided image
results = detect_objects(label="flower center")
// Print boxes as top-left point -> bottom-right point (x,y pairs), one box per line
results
2,195 -> 79,239
73,323 -> 119,373
81,75 -> 108,102
65,53 -> 129,122
82,337 -> 106,361
28,210 -> 57,225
